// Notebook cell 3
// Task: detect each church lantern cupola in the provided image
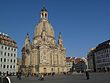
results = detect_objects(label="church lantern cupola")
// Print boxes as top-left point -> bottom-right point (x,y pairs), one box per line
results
40,7 -> 48,21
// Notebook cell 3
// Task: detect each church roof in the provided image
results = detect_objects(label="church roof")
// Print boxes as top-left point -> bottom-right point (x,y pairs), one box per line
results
34,7 -> 54,38
41,7 -> 47,12
95,39 -> 110,52
34,21 -> 54,38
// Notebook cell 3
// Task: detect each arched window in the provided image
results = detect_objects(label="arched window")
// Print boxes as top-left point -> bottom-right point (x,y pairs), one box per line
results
14,59 -> 16,63
11,48 -> 13,51
14,54 -> 16,57
4,58 -> 6,62
45,13 -> 47,18
13,65 -> 15,68
10,65 -> 12,68
8,47 -> 10,50
4,52 -> 6,56
10,59 -> 12,63
42,13 -> 43,17
3,65 -> 5,68
1,46 -> 3,49
1,58 -> 2,62
14,48 -> 16,51
11,53 -> 13,57
5,46 -> 7,50
8,53 -> 10,56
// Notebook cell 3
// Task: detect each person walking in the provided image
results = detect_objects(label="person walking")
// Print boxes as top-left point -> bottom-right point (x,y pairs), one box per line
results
17,71 -> 22,80
41,74 -> 44,80
39,74 -> 44,81
19,71 -> 22,80
85,71 -> 89,80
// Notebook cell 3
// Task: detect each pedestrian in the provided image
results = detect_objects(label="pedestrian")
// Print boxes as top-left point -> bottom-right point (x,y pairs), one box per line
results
41,74 -> 44,80
16,72 -> 19,79
17,71 -> 22,80
85,71 -> 89,80
39,74 -> 44,81
19,71 -> 22,80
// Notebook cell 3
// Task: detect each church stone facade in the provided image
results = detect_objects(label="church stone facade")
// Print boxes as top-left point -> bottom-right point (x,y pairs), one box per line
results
21,7 -> 67,75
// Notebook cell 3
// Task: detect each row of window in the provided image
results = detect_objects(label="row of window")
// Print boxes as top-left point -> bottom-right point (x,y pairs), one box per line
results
0,45 -> 16,51
0,51 -> 16,57
96,54 -> 110,59
96,58 -> 110,63
97,63 -> 110,67
0,64 -> 16,69
95,48 -> 110,55
0,58 -> 16,63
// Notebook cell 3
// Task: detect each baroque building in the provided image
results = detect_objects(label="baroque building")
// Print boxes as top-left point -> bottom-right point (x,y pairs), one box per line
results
94,40 -> 110,72
0,32 -> 17,75
21,7 -> 67,75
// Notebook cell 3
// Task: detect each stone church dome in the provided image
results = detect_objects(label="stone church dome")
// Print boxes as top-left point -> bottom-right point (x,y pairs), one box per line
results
34,21 -> 54,38
34,7 -> 54,38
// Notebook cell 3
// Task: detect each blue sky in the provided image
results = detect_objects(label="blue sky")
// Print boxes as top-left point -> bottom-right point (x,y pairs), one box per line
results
0,0 -> 110,58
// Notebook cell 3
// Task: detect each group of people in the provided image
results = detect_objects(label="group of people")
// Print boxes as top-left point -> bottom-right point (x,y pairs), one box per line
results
38,71 -> 90,80
0,71 -> 90,83
0,71 -> 22,83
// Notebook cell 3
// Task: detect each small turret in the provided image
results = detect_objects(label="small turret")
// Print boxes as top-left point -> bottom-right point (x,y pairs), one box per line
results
24,33 -> 31,55
58,32 -> 63,46
24,33 -> 31,66
25,33 -> 30,47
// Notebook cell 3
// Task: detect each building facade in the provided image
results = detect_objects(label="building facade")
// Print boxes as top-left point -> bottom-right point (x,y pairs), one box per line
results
74,57 -> 87,73
66,57 -> 87,73
94,40 -> 110,72
0,32 -> 17,75
87,48 -> 96,72
66,57 -> 74,72
21,7 -> 67,75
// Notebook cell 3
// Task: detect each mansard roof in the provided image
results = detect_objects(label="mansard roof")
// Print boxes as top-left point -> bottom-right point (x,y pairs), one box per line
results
95,39 -> 110,52
0,32 -> 17,48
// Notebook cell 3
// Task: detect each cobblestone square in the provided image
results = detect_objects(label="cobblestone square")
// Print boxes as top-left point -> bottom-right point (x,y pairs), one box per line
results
10,72 -> 110,83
